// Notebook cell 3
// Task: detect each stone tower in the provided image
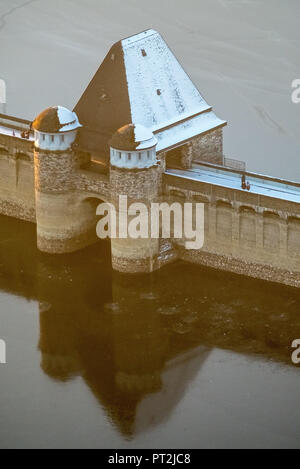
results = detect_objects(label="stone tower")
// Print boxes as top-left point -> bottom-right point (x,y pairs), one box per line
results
32,105 -> 83,253
109,123 -> 162,273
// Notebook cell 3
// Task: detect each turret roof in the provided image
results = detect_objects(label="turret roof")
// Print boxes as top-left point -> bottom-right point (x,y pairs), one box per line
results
109,123 -> 157,151
33,106 -> 81,133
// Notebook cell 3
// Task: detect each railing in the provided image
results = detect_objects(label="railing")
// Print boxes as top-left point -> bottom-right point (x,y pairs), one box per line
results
224,157 -> 246,171
193,161 -> 300,189
0,113 -> 32,132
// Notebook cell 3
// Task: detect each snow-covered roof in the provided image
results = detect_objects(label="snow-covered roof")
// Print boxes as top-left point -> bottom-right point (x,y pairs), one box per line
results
74,29 -> 226,155
33,106 -> 81,133
110,123 -> 157,151
155,111 -> 225,152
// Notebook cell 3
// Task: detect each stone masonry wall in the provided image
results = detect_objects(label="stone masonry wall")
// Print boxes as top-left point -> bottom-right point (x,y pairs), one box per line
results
191,127 -> 223,165
0,129 -> 299,286
164,173 -> 300,288
110,164 -> 163,203
0,134 -> 35,222
34,148 -> 81,193
109,163 -> 163,273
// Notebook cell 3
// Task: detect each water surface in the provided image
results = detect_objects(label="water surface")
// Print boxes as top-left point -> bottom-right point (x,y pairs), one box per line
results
0,215 -> 299,448
1,0 -> 300,180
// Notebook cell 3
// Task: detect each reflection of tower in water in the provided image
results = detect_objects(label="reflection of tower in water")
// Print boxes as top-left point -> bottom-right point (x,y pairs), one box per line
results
37,264 -> 300,437
39,301 -> 81,381
37,272 -> 210,437
0,214 -> 299,438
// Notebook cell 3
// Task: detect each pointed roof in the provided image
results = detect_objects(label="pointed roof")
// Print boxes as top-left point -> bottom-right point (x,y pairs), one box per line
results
74,29 -> 226,156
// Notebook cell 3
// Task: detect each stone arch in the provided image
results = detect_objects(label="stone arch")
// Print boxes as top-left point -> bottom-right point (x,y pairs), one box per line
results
192,194 -> 209,204
0,144 -> 9,155
79,195 -> 108,219
81,196 -> 104,215
239,205 -> 256,214
263,211 -> 280,252
216,200 -> 232,241
288,216 -> 300,253
239,205 -> 256,248
217,200 -> 232,208
15,151 -> 31,162
77,195 -> 111,247
78,193 -> 109,206
169,189 -> 186,200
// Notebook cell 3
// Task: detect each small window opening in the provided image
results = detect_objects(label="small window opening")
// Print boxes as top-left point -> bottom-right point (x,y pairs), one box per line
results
141,49 -> 147,57
128,153 -> 131,160
157,89 -> 161,96
118,152 -> 122,159
51,135 -> 55,142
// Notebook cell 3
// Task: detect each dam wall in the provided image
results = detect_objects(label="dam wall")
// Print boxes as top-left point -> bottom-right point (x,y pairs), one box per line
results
0,121 -> 36,222
0,116 -> 299,288
164,165 -> 300,288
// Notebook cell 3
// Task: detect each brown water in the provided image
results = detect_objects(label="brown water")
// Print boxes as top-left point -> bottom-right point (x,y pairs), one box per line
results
0,214 -> 300,448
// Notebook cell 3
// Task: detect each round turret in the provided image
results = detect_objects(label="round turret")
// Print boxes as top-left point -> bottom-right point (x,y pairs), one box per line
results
109,123 -> 157,169
32,106 -> 81,151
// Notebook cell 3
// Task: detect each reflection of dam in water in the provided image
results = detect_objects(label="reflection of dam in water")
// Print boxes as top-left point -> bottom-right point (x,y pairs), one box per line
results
0,214 -> 299,437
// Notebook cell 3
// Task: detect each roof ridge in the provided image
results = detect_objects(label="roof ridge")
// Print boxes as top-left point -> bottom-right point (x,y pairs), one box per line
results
121,29 -> 158,46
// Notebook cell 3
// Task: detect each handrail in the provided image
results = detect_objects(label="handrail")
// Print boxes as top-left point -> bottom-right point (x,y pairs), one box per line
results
0,112 -> 32,125
194,161 -> 300,189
